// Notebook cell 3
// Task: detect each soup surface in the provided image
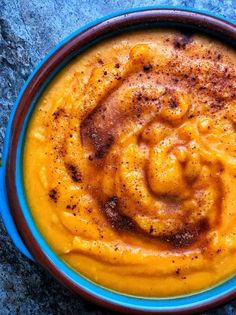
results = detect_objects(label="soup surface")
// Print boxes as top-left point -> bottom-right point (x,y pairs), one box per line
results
24,30 -> 236,297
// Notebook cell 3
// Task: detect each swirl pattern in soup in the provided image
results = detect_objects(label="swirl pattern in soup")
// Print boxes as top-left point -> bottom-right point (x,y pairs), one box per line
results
24,30 -> 236,297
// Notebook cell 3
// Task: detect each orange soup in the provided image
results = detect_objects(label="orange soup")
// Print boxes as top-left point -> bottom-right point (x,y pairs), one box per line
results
24,30 -> 236,297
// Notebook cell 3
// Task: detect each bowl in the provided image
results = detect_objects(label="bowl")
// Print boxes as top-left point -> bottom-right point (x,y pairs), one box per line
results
1,7 -> 236,314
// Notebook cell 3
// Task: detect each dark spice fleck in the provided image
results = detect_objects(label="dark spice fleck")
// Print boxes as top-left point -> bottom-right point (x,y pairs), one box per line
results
136,92 -> 143,101
143,64 -> 152,72
65,163 -> 82,183
88,155 -> 93,161
52,108 -> 66,120
188,114 -> 195,119
98,59 -> 104,65
66,204 -> 77,210
169,98 -> 178,109
49,188 -> 58,203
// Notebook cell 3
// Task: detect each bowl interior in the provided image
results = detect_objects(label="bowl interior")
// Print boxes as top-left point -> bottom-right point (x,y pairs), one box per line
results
6,7 -> 236,313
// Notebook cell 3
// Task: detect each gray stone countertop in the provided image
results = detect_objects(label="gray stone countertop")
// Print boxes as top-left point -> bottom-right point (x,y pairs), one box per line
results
1,1 -> 236,314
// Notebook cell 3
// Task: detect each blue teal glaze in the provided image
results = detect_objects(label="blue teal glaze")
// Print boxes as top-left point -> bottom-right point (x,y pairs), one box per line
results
1,6 -> 236,312
0,164 -> 32,260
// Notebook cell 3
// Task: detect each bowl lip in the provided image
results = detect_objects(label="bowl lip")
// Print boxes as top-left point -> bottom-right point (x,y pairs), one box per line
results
3,6 -> 236,315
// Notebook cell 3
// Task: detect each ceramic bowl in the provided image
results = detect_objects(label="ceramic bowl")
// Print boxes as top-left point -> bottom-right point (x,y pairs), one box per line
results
1,7 -> 236,314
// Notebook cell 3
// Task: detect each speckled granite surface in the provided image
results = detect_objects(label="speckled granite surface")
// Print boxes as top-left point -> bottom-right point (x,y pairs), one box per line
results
1,1 -> 236,314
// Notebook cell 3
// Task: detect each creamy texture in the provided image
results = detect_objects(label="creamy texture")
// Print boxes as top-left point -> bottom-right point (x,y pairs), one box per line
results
24,30 -> 236,297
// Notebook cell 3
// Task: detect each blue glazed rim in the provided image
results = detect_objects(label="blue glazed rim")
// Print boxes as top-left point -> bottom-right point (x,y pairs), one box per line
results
1,6 -> 236,314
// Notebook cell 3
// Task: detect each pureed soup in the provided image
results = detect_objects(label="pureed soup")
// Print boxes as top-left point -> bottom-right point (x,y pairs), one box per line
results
24,30 -> 236,297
